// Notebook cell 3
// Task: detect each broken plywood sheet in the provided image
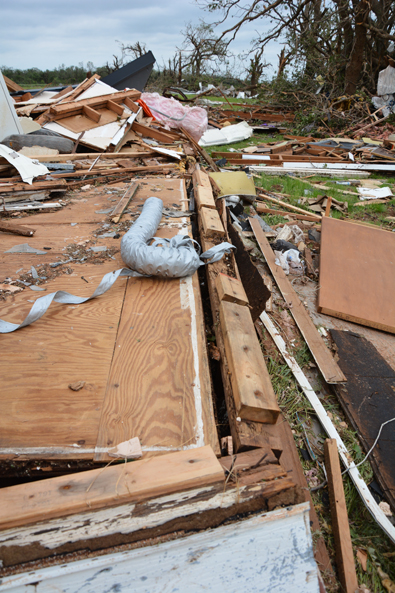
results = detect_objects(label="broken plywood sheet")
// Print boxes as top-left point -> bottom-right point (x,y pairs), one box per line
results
318,218 -> 395,334
0,180 -> 218,460
95,179 -> 218,460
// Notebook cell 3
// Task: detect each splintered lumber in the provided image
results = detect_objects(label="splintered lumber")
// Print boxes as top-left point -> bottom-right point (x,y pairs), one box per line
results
258,193 -> 322,220
49,89 -> 141,118
255,203 -> 319,222
32,151 -> 155,162
324,439 -> 359,593
132,121 -> 176,144
182,128 -> 219,172
260,310 -> 395,545
318,218 -> 395,333
250,217 -> 346,383
0,221 -> 36,237
220,300 -> 280,423
215,273 -> 249,306
200,206 -> 225,237
111,181 -> 140,223
0,446 -> 223,531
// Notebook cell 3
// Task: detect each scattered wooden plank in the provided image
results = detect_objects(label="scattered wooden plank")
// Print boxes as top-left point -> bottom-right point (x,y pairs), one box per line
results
257,193 -> 322,220
132,121 -> 176,144
200,206 -> 225,238
0,446 -> 223,531
181,128 -> 219,172
220,300 -> 280,424
324,439 -> 359,593
111,181 -> 140,223
318,218 -> 395,333
255,203 -> 319,222
107,99 -> 125,116
215,273 -> 249,306
3,74 -> 23,92
124,96 -> 139,113
250,218 -> 346,383
0,221 -> 35,237
324,196 -> 332,217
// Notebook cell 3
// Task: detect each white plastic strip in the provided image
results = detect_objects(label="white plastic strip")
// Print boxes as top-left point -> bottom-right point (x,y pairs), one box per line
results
260,310 -> 395,544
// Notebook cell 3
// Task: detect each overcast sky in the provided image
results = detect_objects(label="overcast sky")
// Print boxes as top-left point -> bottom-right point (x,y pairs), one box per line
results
0,0 -> 280,77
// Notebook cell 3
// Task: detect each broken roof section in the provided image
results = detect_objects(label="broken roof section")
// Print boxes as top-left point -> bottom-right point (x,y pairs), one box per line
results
102,51 -> 156,91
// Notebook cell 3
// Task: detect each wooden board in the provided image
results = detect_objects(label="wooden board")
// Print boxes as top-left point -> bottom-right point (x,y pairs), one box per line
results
219,300 -> 280,423
250,217 -> 346,383
0,446 -> 223,530
324,439 -> 359,593
95,179 -> 218,461
318,217 -> 395,333
227,221 -> 271,321
215,273 -> 249,306
200,206 -> 225,238
0,179 -> 217,462
331,330 -> 395,510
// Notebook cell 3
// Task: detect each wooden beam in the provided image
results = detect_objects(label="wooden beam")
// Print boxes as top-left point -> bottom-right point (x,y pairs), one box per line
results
255,203 -> 319,222
324,439 -> 359,593
220,300 -> 280,423
2,74 -> 23,92
49,89 -> 141,117
257,193 -> 322,220
250,218 -> 346,384
200,206 -> 225,237
124,96 -> 139,113
107,99 -> 125,116
132,121 -> 177,144
0,446 -> 223,531
215,273 -> 249,306
0,221 -> 35,237
82,105 -> 101,123
181,128 -> 219,172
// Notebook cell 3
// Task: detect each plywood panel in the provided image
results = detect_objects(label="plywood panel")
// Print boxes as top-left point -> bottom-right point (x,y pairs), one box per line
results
0,262 -> 127,458
318,217 -> 395,333
95,179 -> 218,460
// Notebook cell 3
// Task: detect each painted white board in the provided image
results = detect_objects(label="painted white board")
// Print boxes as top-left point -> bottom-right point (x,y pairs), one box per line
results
0,503 -> 319,593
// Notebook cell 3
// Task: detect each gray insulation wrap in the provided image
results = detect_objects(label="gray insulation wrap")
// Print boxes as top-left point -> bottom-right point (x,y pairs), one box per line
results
0,197 -> 234,333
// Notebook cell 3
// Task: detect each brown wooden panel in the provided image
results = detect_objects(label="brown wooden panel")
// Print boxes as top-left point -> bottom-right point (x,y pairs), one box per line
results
95,179 -> 218,460
318,217 -> 395,333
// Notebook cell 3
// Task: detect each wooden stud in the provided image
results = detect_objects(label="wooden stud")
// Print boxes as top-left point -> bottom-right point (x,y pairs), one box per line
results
255,203 -> 319,222
132,121 -> 176,144
219,300 -> 280,424
200,207 -> 225,238
107,100 -> 125,116
215,273 -> 249,306
325,196 -> 333,217
324,439 -> 359,593
124,97 -> 139,113
82,105 -> 101,123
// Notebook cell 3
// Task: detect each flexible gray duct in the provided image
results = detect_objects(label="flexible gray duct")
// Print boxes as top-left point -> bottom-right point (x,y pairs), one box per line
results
0,197 -> 234,333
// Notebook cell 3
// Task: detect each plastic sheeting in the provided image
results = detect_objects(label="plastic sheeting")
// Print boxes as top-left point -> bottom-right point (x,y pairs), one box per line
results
0,197 -> 234,333
141,93 -> 208,141
199,121 -> 253,147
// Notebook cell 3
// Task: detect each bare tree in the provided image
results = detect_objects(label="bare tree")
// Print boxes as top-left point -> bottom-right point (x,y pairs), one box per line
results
179,22 -> 228,78
196,0 -> 395,94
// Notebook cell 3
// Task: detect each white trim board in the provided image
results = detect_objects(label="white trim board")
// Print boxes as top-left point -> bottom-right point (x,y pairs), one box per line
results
0,503 -> 320,593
